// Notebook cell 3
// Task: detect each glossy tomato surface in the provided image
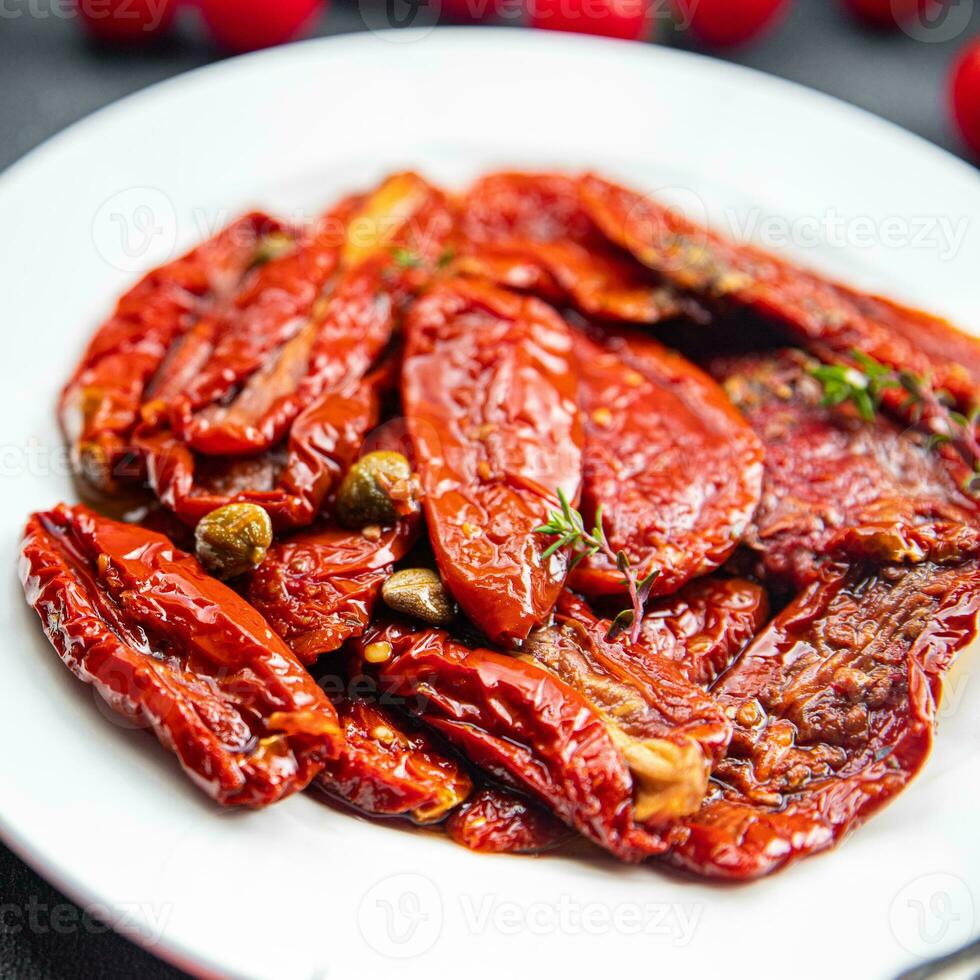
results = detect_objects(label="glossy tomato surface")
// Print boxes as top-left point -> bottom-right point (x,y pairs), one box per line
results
951,39 -> 980,158
199,0 -> 325,52
528,0 -> 655,41
672,0 -> 788,46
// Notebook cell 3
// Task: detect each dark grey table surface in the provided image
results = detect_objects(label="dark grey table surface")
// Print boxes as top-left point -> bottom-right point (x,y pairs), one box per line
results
1,2 -> 978,978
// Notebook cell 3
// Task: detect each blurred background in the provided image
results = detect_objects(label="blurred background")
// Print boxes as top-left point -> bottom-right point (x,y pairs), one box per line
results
0,0 -> 978,176
0,1 -> 978,978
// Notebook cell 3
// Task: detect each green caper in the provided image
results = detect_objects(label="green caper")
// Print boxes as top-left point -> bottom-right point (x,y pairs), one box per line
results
336,451 -> 418,529
195,503 -> 273,579
382,568 -> 456,626
252,231 -> 295,267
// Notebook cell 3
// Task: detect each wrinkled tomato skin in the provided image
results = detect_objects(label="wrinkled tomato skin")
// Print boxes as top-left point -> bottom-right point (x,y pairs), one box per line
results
173,256 -> 394,456
19,505 -> 342,807
665,560 -> 980,879
315,699 -> 472,823
446,788 -> 571,853
59,212 -> 277,493
132,175 -> 451,529
578,173 -> 980,412
136,356 -> 392,531
712,349 -> 980,588
530,592 -> 732,765
352,621 -> 666,861
455,172 -> 701,325
570,329 -> 763,598
635,576 -> 769,687
401,280 -> 583,644
248,518 -> 419,663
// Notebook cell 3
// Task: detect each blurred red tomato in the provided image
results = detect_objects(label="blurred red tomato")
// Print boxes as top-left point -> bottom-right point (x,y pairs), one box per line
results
200,0 -> 325,52
951,39 -> 980,158
439,0 -> 506,20
528,0 -> 655,41
671,0 -> 788,46
840,0 -> 934,28
75,0 -> 177,42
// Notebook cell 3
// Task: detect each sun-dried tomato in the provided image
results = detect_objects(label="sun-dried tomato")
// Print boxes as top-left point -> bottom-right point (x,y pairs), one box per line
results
352,620 -> 667,861
525,592 -> 731,822
59,212 -> 279,492
455,172 -> 703,324
569,328 -> 763,598
130,174 -> 452,528
315,698 -> 471,824
579,173 -> 980,409
664,560 -> 980,879
402,279 -> 583,644
136,355 -> 394,530
635,576 -> 769,687
712,349 -> 980,588
19,504 -> 342,806
446,787 -> 571,854
248,518 -> 419,663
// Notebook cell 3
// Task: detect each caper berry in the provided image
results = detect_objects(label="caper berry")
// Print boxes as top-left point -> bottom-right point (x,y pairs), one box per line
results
336,451 -> 418,529
382,568 -> 456,627
195,503 -> 273,579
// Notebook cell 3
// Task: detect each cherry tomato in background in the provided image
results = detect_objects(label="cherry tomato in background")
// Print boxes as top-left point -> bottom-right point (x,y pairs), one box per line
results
528,0 -> 656,41
839,0 -> 937,28
438,0 -> 515,21
950,39 -> 980,158
199,0 -> 325,52
74,0 -> 177,42
671,0 -> 789,47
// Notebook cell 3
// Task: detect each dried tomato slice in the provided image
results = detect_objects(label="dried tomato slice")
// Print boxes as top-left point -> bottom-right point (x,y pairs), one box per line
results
712,349 -> 980,588
456,172 -> 702,324
315,698 -> 472,824
352,621 -> 667,861
664,560 -> 980,879
144,196 -> 357,421
247,518 -> 419,664
446,787 -> 571,854
635,576 -> 769,687
402,279 -> 583,644
569,328 -> 763,598
525,592 -> 731,823
60,212 -> 279,491
132,174 -> 453,528
136,344 -> 394,530
19,504 -> 342,807
579,172 -> 980,409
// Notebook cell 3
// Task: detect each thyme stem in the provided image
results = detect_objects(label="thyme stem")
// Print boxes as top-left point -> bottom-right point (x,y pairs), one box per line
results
536,489 -> 659,644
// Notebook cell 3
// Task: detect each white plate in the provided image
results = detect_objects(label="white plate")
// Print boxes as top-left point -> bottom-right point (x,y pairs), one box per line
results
1,27 -> 978,980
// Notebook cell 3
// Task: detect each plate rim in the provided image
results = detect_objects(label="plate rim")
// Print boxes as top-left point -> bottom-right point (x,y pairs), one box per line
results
1,26 -> 978,980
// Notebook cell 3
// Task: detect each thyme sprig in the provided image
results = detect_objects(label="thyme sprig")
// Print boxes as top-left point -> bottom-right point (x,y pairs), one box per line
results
809,350 -> 980,492
536,489 -> 659,644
